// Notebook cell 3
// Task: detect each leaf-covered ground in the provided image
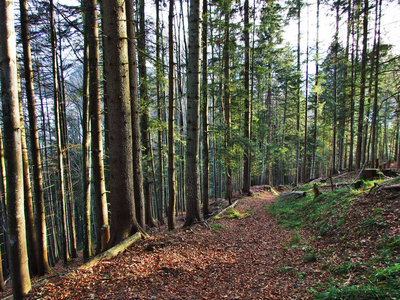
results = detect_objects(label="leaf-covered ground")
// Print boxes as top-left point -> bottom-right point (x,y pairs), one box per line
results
8,179 -> 400,299
26,187 -> 322,299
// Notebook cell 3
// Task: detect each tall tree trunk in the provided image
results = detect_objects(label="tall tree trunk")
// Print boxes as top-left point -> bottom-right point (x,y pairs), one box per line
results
242,0 -> 251,194
19,0 -> 50,275
295,0 -> 301,185
0,0 -> 32,296
19,88 -> 40,276
223,2 -> 232,203
127,0 -> 147,233
184,0 -> 203,227
103,0 -> 141,246
303,5 -> 309,182
355,0 -> 369,169
50,0 -> 70,263
202,0 -> 210,215
58,42 -> 77,259
168,0 -> 177,230
155,0 -> 165,224
370,0 -> 382,167
311,0 -> 319,179
87,0 -> 109,254
82,4 -> 92,261
137,0 -> 154,228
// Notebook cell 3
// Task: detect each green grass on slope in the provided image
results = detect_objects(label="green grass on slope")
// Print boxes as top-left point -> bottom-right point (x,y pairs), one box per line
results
266,180 -> 400,299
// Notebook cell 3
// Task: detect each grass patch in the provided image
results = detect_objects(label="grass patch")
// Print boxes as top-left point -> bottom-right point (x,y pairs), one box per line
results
210,223 -> 224,232
317,264 -> 400,299
220,207 -> 250,219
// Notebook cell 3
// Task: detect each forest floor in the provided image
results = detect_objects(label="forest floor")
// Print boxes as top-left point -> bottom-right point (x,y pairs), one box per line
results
24,186 -> 321,299
4,174 -> 400,299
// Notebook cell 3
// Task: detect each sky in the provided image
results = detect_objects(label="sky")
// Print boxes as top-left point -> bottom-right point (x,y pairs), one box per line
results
284,0 -> 400,58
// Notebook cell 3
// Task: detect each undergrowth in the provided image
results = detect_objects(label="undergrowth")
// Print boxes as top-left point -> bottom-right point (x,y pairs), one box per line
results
267,179 -> 400,299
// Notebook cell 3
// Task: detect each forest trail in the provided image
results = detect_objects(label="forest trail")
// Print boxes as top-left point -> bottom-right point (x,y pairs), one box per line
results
28,187 -> 319,299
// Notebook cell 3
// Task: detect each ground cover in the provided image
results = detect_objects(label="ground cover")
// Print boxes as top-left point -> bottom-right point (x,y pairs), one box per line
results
5,174 -> 399,299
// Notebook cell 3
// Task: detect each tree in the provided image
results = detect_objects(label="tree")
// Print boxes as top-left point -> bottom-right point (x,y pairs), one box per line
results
126,0 -> 146,232
202,0 -> 211,214
168,0 -> 177,230
184,0 -> 203,227
223,0 -> 232,204
137,0 -> 155,228
82,2 -> 91,260
86,0 -> 109,253
103,0 -> 141,246
19,0 -> 50,275
0,0 -> 32,296
355,0 -> 369,169
50,0 -> 70,263
242,0 -> 251,194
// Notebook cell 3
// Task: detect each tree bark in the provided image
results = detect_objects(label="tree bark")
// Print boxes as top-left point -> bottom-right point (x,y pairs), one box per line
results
168,0 -> 177,230
223,2 -> 232,204
126,0 -> 148,233
50,0 -> 70,263
82,4 -> 92,261
242,0 -> 251,194
103,0 -> 140,247
137,0 -> 155,228
184,0 -> 203,227
202,0 -> 210,215
0,0 -> 32,296
19,0 -> 50,275
155,0 -> 165,225
86,0 -> 109,254
355,0 -> 369,169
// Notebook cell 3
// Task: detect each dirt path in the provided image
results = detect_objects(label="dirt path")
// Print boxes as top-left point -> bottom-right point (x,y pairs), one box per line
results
28,188 -> 320,299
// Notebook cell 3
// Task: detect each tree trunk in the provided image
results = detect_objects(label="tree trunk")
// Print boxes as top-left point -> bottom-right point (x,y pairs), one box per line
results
137,0 -> 154,228
202,0 -> 210,215
126,0 -> 147,233
311,0 -> 319,179
19,0 -> 50,274
167,0 -> 177,230
184,0 -> 203,227
355,0 -> 369,169
50,0 -> 70,263
87,0 -> 109,254
19,92 -> 40,276
0,0 -> 32,296
370,0 -> 382,167
103,0 -> 140,247
155,0 -> 165,225
82,5 -> 92,261
223,2 -> 232,204
242,0 -> 251,194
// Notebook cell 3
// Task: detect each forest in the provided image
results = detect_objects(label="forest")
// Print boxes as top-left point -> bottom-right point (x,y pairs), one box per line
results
0,0 -> 399,298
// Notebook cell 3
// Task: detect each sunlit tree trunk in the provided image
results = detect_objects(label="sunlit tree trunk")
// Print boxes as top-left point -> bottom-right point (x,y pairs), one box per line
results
103,0 -> 141,246
184,0 -> 203,226
19,93 -> 41,276
0,0 -> 31,296
126,0 -> 146,232
50,0 -> 69,263
82,3 -> 92,260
